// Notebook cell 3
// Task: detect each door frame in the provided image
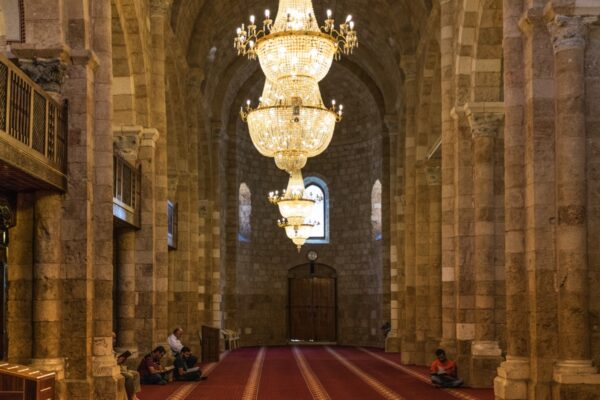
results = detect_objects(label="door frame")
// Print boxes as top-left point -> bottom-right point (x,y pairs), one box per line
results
288,262 -> 337,342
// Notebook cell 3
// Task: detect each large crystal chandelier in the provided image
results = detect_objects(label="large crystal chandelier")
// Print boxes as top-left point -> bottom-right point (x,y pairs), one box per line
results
268,170 -> 321,251
234,0 -> 358,250
235,0 -> 358,174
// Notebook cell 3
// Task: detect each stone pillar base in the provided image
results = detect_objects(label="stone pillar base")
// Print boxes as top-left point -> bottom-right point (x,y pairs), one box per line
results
385,335 -> 401,353
414,340 -> 427,366
494,356 -> 530,399
401,340 -> 416,364
470,341 -> 503,388
553,360 -> 600,384
93,355 -> 125,400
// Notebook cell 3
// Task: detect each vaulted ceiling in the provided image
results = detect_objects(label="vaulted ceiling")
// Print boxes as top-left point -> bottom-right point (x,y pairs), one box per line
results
170,0 -> 433,125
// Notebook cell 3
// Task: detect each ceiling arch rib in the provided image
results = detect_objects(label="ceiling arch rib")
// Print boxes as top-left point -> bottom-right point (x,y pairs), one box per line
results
174,0 -> 424,119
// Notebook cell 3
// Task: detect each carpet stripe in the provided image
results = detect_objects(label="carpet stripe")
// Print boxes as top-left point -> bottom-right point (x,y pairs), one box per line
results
241,346 -> 266,400
325,346 -> 405,400
292,347 -> 331,400
358,347 -> 482,400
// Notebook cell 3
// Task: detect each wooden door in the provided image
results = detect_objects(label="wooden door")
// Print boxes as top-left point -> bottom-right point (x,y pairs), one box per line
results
289,276 -> 336,342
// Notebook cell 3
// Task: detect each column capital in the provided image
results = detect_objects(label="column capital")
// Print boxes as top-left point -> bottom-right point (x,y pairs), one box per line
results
383,114 -> 399,135
425,161 -> 441,186
19,58 -> 66,94
150,0 -> 173,16
113,125 -> 143,163
400,55 -> 417,82
546,14 -> 597,53
140,128 -> 160,148
0,194 -> 15,231
465,102 -> 504,139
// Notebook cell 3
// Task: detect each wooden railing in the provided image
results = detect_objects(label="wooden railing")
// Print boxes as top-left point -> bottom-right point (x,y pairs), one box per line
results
113,154 -> 141,228
0,56 -> 68,173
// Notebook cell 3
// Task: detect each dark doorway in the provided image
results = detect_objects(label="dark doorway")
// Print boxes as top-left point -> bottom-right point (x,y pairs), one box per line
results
289,263 -> 337,342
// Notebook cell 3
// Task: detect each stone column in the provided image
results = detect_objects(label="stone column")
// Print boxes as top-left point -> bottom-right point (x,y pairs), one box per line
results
466,104 -> 504,387
6,193 -> 33,364
414,161 -> 429,365
31,192 -> 64,379
113,127 -> 142,355
149,0 -> 171,347
426,161 -> 442,356
494,2 -> 530,398
547,13 -> 600,386
136,128 -> 160,353
400,56 -> 417,364
385,113 -> 402,352
439,0 -> 457,358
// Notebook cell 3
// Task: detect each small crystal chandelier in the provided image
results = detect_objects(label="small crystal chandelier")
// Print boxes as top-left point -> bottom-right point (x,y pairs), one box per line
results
268,170 -> 321,251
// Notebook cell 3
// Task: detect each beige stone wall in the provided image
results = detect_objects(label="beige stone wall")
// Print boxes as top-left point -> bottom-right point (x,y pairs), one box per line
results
1,0 -> 600,399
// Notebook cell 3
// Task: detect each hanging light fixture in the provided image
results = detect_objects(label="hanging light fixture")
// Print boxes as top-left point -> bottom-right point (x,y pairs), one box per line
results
240,78 -> 342,173
235,0 -> 357,174
234,1 -> 358,81
268,170 -> 321,251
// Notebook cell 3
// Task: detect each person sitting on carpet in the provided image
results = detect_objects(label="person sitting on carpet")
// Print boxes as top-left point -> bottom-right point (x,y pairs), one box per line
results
167,327 -> 198,367
174,346 -> 207,381
430,348 -> 464,388
138,346 -> 170,385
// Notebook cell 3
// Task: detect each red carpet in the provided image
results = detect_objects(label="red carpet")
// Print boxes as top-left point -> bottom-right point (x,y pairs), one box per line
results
139,346 -> 494,400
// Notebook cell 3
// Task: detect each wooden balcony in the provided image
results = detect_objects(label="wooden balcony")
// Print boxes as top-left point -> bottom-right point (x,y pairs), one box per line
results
113,154 -> 141,229
0,56 -> 68,192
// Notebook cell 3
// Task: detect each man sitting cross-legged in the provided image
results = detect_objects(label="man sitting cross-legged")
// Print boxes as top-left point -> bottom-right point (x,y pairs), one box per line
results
174,346 -> 207,382
138,346 -> 170,385
430,348 -> 464,388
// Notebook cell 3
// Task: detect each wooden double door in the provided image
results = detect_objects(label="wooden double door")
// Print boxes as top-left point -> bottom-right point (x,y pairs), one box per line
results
289,276 -> 336,342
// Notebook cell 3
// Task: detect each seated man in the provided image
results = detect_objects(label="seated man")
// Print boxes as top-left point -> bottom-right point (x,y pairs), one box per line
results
112,333 -> 142,400
174,347 -> 207,381
430,349 -> 464,388
167,327 -> 198,367
137,346 -> 170,385
116,351 -> 142,400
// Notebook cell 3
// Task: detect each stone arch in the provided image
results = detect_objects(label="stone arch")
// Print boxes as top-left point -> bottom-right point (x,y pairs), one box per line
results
111,0 -> 136,125
470,0 -> 503,102
112,0 -> 152,127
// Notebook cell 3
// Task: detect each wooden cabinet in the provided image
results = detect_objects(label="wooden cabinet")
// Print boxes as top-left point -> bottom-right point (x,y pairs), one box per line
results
201,326 -> 220,363
0,363 -> 54,400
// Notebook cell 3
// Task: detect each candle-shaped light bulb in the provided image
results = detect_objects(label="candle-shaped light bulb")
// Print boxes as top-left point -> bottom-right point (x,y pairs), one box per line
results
332,99 -> 336,106
250,15 -> 255,24
265,9 -> 270,18
340,104 -> 344,110
327,9 -> 332,18
236,27 -> 242,35
346,14 -> 352,22
349,21 -> 355,30
246,99 -> 251,106
249,40 -> 255,48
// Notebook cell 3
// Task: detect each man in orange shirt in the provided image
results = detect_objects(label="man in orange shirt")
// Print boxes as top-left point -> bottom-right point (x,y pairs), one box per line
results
430,349 -> 464,388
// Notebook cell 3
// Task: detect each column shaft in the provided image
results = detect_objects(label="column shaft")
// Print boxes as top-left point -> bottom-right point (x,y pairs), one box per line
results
116,230 -> 137,352
426,163 -> 442,354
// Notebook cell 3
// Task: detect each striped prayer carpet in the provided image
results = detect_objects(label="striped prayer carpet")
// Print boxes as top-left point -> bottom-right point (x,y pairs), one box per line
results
139,346 -> 494,400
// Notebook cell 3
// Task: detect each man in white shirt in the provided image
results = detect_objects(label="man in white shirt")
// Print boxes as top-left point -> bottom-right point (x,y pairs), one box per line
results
167,327 -> 198,368
167,327 -> 184,354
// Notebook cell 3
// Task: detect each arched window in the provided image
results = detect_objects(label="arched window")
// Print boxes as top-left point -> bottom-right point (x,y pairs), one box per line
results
304,176 -> 329,244
372,180 -> 382,240
238,183 -> 251,242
